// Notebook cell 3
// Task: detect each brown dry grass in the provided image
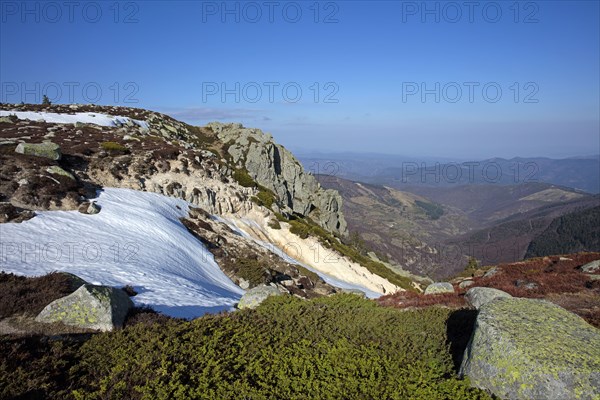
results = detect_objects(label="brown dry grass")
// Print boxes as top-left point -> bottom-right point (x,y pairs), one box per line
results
545,291 -> 600,328
472,253 -> 600,297
0,271 -> 80,318
378,290 -> 466,309
379,252 -> 600,328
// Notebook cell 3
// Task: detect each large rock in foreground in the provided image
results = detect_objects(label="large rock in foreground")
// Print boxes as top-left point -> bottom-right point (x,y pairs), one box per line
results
15,142 -> 61,160
35,284 -> 133,331
464,287 -> 512,309
237,284 -> 284,310
460,297 -> 600,400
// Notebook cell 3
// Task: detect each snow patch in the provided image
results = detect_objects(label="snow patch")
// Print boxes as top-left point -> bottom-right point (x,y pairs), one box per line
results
0,110 -> 148,130
0,188 -> 244,319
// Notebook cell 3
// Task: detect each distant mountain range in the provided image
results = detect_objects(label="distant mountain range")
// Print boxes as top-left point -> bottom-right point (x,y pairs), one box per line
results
300,153 -> 600,194
318,175 -> 600,279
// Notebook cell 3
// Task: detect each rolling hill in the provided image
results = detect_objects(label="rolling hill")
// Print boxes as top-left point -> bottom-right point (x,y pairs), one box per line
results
299,153 -> 600,194
318,175 -> 600,278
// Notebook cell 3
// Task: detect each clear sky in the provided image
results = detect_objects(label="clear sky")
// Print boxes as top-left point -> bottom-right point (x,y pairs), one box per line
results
1,0 -> 599,159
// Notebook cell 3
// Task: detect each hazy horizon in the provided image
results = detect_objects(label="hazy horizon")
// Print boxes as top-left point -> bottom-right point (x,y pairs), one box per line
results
288,144 -> 600,162
1,1 -> 598,159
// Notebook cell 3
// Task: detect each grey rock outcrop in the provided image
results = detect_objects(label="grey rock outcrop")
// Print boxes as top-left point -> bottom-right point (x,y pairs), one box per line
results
460,297 -> 600,400
0,115 -> 17,124
78,201 -> 101,214
483,266 -> 501,278
97,114 -> 348,237
424,282 -> 454,295
340,288 -> 367,298
209,122 -> 348,236
35,284 -> 133,331
458,279 -> 474,289
237,284 -> 284,310
464,287 -> 512,309
15,142 -> 61,160
86,201 -> 101,214
580,260 -> 600,274
46,165 -> 75,180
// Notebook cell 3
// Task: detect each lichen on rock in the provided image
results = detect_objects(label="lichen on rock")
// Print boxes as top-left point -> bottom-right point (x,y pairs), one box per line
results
237,284 -> 285,310
15,141 -> 62,160
464,287 -> 512,309
35,284 -> 133,332
424,282 -> 454,295
460,297 -> 600,400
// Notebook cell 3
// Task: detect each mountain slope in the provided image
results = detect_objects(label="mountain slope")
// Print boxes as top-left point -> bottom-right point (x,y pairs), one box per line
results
449,195 -> 600,267
402,183 -> 590,226
371,157 -> 600,193
319,174 -> 599,278
525,205 -> 600,258
317,175 -> 472,278
298,153 -> 600,194
0,103 -> 410,310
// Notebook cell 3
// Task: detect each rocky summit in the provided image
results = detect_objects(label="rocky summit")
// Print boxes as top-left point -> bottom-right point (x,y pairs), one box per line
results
210,122 -> 348,236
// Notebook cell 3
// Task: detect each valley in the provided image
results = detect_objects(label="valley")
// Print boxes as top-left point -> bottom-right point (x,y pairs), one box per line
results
318,175 -> 600,278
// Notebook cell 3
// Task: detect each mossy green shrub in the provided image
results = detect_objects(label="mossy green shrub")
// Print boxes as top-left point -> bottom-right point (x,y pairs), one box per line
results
288,219 -> 414,291
275,212 -> 289,222
255,189 -> 275,208
66,295 -> 490,400
251,189 -> 276,210
100,141 -> 128,155
232,168 -> 256,188
289,219 -> 311,239
232,169 -> 277,210
295,265 -> 320,283
187,126 -> 216,148
415,200 -> 444,220
234,258 -> 271,286
268,218 -> 281,229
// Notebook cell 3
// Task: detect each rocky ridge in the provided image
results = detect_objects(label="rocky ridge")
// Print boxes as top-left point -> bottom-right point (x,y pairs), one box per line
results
210,122 -> 347,236
0,103 -> 399,298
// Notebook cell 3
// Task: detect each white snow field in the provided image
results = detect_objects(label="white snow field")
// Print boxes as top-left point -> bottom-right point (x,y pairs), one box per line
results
0,188 -> 244,318
0,110 -> 148,129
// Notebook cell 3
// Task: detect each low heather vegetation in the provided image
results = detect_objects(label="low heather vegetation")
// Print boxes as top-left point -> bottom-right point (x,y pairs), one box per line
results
1,295 -> 490,400
0,272 -> 80,318
2,254 -> 598,398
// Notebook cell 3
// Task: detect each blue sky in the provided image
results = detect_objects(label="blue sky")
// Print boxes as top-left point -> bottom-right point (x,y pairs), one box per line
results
1,0 -> 599,159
